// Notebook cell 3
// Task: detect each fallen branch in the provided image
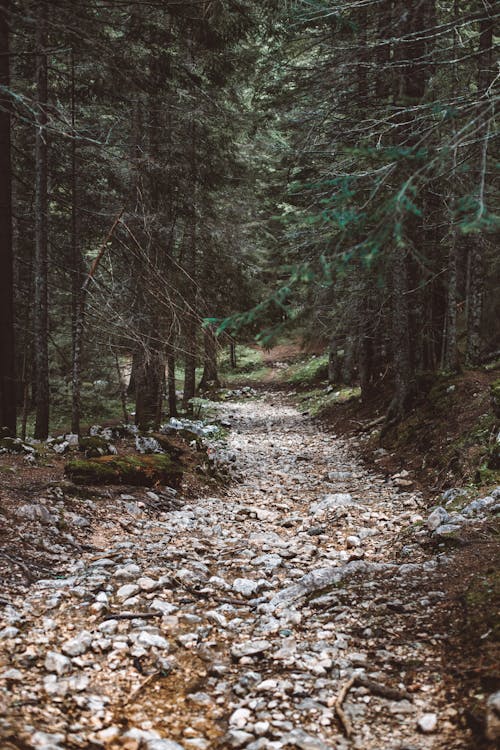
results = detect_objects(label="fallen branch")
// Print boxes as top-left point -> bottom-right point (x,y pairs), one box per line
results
123,670 -> 161,705
355,675 -> 412,701
102,611 -> 162,621
330,674 -> 355,738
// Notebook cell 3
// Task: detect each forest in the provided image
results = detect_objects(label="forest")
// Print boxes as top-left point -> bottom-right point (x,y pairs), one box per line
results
0,2 -> 499,750
0,0 -> 498,438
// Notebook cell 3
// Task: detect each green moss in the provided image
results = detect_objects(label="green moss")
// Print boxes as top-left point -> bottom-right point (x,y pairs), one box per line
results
65,454 -> 183,487
295,385 -> 361,416
284,354 -> 329,385
79,436 -> 113,458
149,433 -> 184,457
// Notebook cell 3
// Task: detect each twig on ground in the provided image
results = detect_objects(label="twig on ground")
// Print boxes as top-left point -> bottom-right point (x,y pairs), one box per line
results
355,675 -> 412,701
102,611 -> 162,621
123,670 -> 161,705
329,674 -> 355,738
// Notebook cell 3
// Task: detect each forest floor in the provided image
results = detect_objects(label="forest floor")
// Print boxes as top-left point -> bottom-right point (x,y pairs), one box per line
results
0,388 -> 498,750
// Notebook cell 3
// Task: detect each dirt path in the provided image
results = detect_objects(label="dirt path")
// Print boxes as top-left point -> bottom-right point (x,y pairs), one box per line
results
0,394 -> 473,750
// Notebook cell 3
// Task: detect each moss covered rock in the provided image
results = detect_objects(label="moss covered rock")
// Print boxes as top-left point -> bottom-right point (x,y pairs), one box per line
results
150,434 -> 184,458
78,436 -> 115,458
65,454 -> 182,487
0,437 -> 36,455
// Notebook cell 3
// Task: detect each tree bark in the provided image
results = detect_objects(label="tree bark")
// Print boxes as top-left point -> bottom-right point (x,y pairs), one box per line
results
135,350 -> 164,430
70,48 -> 84,435
167,350 -> 177,418
199,325 -> 220,391
465,3 -> 494,365
386,0 -> 433,421
34,0 -> 49,440
328,335 -> 342,384
183,121 -> 198,412
73,209 -> 124,434
0,0 -> 16,435
230,341 -> 237,369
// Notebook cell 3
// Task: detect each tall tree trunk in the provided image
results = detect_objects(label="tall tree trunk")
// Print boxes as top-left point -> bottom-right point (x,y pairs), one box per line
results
183,121 -> 198,412
199,325 -> 220,391
70,49 -> 83,435
167,350 -> 177,418
114,350 -> 129,424
388,247 -> 411,421
443,1 -> 461,373
328,334 -> 342,384
229,341 -> 237,369
375,0 -> 391,100
466,4 -> 494,365
466,239 -> 484,365
0,0 -> 16,435
135,350 -> 164,430
34,0 -> 49,440
387,0 -> 433,421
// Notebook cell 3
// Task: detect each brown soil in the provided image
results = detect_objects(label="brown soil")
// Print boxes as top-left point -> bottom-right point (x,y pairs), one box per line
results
315,368 -> 499,497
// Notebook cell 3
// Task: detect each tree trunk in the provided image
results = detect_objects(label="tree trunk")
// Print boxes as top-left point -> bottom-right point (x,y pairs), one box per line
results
387,247 -> 411,421
375,0 -> 391,100
0,0 -> 16,436
182,120 -> 198,412
199,325 -> 220,391
465,4 -> 494,365
114,351 -> 128,424
167,350 -> 177,418
230,341 -> 237,369
328,335 -> 341,384
70,49 -> 83,435
386,0 -> 433,421
34,0 -> 49,440
444,234 -> 460,371
135,350 -> 164,431
466,238 -> 484,365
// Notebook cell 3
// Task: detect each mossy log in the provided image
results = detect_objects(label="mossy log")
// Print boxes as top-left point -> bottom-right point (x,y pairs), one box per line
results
65,454 -> 183,487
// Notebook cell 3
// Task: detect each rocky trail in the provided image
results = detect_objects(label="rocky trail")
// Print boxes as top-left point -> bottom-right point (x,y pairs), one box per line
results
0,393 -> 494,750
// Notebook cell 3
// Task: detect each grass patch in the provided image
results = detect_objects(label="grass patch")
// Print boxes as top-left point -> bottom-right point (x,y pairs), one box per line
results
283,354 -> 329,386
296,386 -> 361,416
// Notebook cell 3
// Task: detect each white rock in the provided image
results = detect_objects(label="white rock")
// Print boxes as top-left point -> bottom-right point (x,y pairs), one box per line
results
229,707 -> 252,729
418,713 -> 438,733
310,493 -> 355,517
427,507 -> 449,531
98,619 -> 119,635
1,668 -> 23,681
346,535 -> 361,548
256,679 -> 278,692
225,729 -> 255,748
136,631 -> 170,650
233,578 -> 260,597
254,721 -> 270,736
116,583 -> 140,600
231,640 -> 272,659
62,630 -> 92,656
138,576 -> 159,591
44,651 -> 72,676
151,599 -> 178,615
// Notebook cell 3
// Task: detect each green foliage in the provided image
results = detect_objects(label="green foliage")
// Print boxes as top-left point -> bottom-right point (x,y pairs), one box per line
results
284,354 -> 329,385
